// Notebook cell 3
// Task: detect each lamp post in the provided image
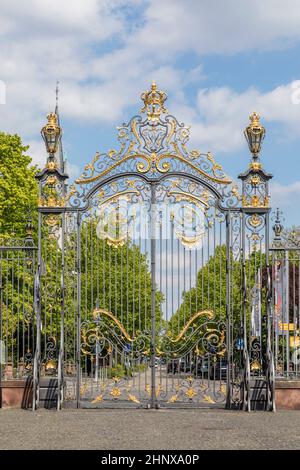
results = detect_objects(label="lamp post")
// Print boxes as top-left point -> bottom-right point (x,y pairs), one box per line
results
244,112 -> 265,161
41,113 -> 61,165
0,171 -> 3,408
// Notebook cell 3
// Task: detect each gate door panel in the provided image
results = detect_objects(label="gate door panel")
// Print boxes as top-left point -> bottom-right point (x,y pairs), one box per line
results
77,178 -> 155,407
153,177 -> 228,407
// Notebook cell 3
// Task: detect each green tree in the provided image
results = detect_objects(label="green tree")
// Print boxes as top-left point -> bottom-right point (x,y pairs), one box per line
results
168,246 -> 240,330
0,132 -> 38,237
168,245 -> 267,335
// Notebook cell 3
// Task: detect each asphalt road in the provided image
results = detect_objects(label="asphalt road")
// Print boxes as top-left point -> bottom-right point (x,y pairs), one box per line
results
1,408 -> 300,450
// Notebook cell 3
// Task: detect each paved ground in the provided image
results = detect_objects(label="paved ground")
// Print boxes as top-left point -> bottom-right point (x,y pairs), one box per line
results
1,408 -> 300,450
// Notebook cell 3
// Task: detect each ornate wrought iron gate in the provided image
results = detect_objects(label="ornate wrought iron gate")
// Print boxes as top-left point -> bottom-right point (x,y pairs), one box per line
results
0,83 -> 275,410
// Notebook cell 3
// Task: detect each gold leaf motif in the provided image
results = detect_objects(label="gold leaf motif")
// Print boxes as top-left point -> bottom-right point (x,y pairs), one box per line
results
167,394 -> 179,403
128,394 -> 140,404
110,387 -> 121,398
231,184 -> 240,199
249,213 -> 262,228
46,175 -> 57,186
203,395 -> 215,403
92,309 -> 133,343
189,149 -> 200,159
46,160 -> 58,171
80,383 -> 88,397
91,394 -> 103,404
249,162 -> 262,171
186,388 -> 197,399
145,384 -> 161,397
170,310 -> 214,343
45,215 -> 60,227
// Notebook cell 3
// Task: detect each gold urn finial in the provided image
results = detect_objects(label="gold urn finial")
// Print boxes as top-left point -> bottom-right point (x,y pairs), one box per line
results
141,82 -> 168,123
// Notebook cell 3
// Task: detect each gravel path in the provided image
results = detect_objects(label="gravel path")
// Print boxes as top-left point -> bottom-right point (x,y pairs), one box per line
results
1,408 -> 300,450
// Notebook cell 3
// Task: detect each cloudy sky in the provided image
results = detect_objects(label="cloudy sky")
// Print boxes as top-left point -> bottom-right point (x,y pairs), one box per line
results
1,0 -> 300,226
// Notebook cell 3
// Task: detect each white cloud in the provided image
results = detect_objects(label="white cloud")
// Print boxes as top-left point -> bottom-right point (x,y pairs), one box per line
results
270,181 -> 300,208
25,139 -> 80,181
25,140 -> 47,168
171,82 -> 300,153
2,0 -> 300,170
136,0 -> 300,56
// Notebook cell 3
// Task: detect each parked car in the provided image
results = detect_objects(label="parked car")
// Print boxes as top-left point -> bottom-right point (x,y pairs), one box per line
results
179,358 -> 194,373
167,359 -> 180,374
167,358 -> 194,374
193,359 -> 210,378
209,360 -> 227,380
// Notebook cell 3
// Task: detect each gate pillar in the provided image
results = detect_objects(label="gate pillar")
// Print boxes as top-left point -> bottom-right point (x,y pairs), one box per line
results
34,110 -> 68,410
238,112 -> 274,410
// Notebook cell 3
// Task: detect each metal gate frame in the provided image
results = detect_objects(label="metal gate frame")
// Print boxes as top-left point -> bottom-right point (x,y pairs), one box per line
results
29,83 -> 275,410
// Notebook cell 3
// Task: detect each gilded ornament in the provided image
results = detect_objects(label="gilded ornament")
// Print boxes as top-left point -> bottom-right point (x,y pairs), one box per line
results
250,359 -> 261,371
92,309 -> 134,343
91,394 -> 103,404
250,175 -> 260,186
203,395 -> 215,404
170,310 -> 214,343
46,175 -> 57,186
45,215 -> 60,227
38,195 -> 65,208
242,194 -> 269,208
128,394 -> 140,404
80,383 -> 88,397
167,395 -> 179,403
110,387 -> 121,398
231,185 -> 240,198
249,162 -> 262,171
186,388 -> 197,399
251,195 -> 260,207
46,160 -> 58,171
140,81 -> 168,122
249,214 -> 262,228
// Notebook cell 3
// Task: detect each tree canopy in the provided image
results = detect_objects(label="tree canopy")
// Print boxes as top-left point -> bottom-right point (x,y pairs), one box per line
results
0,132 -> 38,238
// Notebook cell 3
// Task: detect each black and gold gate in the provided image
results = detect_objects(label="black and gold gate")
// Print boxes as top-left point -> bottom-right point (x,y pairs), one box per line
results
32,83 -> 274,410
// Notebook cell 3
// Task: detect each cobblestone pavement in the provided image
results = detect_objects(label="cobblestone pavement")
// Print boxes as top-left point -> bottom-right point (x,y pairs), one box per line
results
0,408 -> 300,450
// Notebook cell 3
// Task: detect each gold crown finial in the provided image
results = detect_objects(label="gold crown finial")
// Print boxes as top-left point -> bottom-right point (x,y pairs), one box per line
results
47,112 -> 58,126
249,112 -> 260,126
141,82 -> 168,123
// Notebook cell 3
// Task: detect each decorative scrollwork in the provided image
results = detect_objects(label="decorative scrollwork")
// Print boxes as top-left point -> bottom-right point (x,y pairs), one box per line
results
81,308 -> 151,359
160,310 -> 226,359
66,83 -> 237,210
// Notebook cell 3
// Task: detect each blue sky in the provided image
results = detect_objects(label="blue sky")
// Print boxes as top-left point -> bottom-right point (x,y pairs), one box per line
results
1,0 -> 300,227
